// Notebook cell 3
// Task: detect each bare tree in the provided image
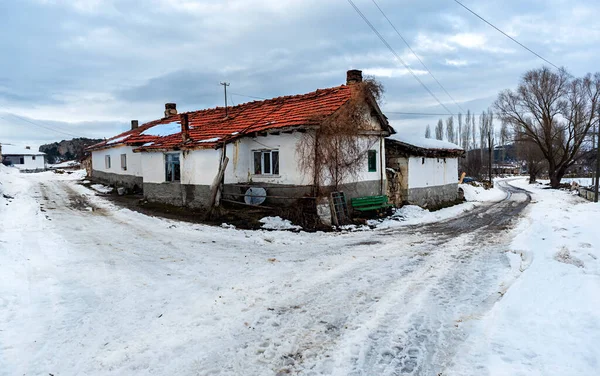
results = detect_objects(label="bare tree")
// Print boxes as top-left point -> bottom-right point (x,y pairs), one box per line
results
446,116 -> 455,144
495,67 -> 600,188
435,119 -> 444,140
515,130 -> 546,183
296,78 -> 384,193
499,119 -> 511,162
457,113 -> 463,147
425,124 -> 432,139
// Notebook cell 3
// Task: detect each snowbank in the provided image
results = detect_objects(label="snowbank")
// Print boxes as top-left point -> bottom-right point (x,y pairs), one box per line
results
449,179 -> 600,375
90,184 -> 113,194
369,203 -> 477,229
259,216 -> 302,231
459,182 -> 506,202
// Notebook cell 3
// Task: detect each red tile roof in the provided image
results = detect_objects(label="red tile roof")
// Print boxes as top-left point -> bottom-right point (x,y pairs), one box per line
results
88,84 -> 386,152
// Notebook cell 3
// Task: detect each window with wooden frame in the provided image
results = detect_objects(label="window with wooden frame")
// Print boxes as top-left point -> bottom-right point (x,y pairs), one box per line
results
165,153 -> 180,182
367,150 -> 377,172
253,150 -> 279,175
120,154 -> 127,171
105,155 -> 111,169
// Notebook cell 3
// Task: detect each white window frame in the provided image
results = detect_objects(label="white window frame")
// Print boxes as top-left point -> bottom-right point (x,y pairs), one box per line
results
252,149 -> 279,176
105,155 -> 111,169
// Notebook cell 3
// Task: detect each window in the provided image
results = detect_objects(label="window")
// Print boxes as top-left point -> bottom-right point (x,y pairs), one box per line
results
19,157 -> 24,164
367,150 -> 377,172
253,150 -> 279,175
32,155 -> 36,161
120,154 -> 127,171
105,155 -> 111,169
165,153 -> 180,182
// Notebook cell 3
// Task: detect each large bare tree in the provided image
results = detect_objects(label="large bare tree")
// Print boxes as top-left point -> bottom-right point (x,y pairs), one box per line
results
495,67 -> 600,187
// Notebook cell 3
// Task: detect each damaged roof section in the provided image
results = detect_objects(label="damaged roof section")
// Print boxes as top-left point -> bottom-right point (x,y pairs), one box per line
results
89,84 -> 367,152
386,133 -> 464,158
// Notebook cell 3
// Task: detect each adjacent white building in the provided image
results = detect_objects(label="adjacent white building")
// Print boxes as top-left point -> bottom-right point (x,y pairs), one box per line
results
385,135 -> 464,209
0,145 -> 46,172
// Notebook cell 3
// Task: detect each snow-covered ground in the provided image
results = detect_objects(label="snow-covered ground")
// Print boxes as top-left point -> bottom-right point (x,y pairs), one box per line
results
448,178 -> 600,375
1,169 -> 598,375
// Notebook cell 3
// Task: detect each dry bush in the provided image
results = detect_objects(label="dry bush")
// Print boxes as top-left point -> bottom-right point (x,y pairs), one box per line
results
297,79 -> 384,195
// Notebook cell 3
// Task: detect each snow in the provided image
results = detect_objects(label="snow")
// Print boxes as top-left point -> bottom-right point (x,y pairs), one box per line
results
259,216 -> 302,231
90,183 -> 113,193
197,137 -> 220,143
2,170 -> 598,375
460,182 -> 507,202
369,203 -> 478,229
142,142 -> 154,147
0,145 -> 45,155
388,133 -> 462,150
140,121 -> 181,137
106,134 -> 131,145
49,160 -> 80,168
449,178 -> 600,376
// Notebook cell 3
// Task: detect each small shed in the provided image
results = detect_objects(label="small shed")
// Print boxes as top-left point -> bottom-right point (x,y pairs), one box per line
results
1,145 -> 46,172
385,135 -> 464,209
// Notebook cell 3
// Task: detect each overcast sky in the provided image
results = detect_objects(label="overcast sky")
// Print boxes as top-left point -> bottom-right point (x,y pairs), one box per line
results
1,0 -> 599,148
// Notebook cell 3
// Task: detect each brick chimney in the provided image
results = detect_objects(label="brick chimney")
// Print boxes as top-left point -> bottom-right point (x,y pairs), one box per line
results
346,69 -> 363,85
131,120 -> 139,130
180,113 -> 190,142
164,103 -> 177,118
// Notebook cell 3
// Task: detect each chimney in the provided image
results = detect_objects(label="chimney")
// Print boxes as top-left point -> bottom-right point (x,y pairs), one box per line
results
181,113 -> 190,142
25,146 -> 31,150
346,69 -> 363,85
131,120 -> 139,130
164,103 -> 177,118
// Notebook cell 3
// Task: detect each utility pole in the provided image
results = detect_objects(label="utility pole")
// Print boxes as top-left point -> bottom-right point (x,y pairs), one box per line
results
488,122 -> 493,184
220,82 -> 230,117
595,111 -> 600,202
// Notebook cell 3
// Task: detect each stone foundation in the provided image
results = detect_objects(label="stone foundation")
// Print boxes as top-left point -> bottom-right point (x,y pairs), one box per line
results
406,183 -> 459,209
92,170 -> 143,191
143,182 -> 212,209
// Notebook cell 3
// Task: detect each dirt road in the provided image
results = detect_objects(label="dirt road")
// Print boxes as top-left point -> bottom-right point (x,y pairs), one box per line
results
1,175 -> 530,376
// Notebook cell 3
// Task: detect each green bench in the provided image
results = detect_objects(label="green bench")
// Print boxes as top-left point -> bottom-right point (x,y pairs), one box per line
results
350,195 -> 392,213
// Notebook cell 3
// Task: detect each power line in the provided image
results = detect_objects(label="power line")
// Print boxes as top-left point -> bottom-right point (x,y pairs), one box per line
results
0,111 -> 80,138
452,0 -> 559,70
230,92 -> 268,101
346,0 -> 454,115
370,0 -> 465,113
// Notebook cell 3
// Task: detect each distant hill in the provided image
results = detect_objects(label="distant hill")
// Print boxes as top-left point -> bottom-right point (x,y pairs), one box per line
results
39,138 -> 102,164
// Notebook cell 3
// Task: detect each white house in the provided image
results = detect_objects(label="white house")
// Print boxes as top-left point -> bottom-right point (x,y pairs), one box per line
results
385,135 -> 464,209
88,70 -> 394,210
87,120 -> 145,191
0,145 -> 46,172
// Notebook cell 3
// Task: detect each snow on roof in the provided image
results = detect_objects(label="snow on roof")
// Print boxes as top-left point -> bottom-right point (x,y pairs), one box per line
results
106,134 -> 131,145
140,121 -> 181,137
387,133 -> 463,151
1,145 -> 45,155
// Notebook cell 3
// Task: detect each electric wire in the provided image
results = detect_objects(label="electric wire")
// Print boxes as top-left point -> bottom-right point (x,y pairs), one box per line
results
371,0 -> 465,113
452,0 -> 559,69
346,0 -> 454,115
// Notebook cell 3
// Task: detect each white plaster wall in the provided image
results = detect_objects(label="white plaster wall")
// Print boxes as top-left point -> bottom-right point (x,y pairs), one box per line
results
223,133 -> 386,186
225,132 -> 310,185
141,152 -> 169,183
91,146 -> 142,176
407,156 -> 459,189
181,149 -> 221,185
